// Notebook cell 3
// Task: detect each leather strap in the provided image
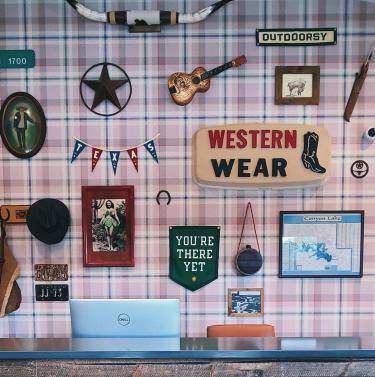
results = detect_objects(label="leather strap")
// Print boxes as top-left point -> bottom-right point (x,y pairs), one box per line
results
236,202 -> 260,255
0,208 -> 10,285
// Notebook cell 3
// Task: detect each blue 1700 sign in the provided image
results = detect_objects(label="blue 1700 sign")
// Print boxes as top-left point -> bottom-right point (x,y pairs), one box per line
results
0,50 -> 35,68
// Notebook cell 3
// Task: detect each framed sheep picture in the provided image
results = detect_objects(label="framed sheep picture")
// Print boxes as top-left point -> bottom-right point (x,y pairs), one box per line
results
275,66 -> 320,105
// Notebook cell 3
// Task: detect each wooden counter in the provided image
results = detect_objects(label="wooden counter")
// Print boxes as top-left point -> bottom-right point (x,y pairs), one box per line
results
0,337 -> 374,376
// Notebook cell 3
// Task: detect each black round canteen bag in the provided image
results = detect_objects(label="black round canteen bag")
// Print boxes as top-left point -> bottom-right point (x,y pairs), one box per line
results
235,202 -> 263,276
235,244 -> 263,276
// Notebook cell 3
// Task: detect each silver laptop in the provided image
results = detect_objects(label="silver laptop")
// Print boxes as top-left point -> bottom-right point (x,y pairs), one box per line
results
70,299 -> 180,338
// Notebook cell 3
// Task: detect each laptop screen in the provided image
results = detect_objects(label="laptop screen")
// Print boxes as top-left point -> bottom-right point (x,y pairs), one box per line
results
70,299 -> 180,338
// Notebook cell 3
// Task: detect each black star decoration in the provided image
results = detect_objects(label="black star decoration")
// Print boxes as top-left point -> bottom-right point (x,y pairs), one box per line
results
82,63 -> 129,110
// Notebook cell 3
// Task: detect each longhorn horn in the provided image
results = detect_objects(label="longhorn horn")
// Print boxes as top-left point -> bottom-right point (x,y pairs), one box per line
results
179,0 -> 234,24
66,0 -> 107,23
65,0 -> 234,26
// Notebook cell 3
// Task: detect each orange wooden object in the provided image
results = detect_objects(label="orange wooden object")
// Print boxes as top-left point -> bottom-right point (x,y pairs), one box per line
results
207,324 -> 275,338
0,205 -> 30,224
168,55 -> 247,106
168,67 -> 209,106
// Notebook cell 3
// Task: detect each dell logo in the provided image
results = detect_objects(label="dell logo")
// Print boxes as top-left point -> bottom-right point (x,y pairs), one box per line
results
117,313 -> 130,326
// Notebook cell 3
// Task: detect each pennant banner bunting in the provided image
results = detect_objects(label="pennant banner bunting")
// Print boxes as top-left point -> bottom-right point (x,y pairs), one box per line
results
144,140 -> 159,163
110,151 -> 121,175
71,134 -> 160,174
71,140 -> 86,163
127,148 -> 139,172
91,148 -> 103,171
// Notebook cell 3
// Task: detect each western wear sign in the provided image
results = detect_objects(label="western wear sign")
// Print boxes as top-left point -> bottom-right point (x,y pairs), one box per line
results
192,123 -> 331,189
256,28 -> 337,46
169,226 -> 220,291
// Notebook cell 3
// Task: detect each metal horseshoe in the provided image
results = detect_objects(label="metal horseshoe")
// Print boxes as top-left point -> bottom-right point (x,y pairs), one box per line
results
156,190 -> 172,206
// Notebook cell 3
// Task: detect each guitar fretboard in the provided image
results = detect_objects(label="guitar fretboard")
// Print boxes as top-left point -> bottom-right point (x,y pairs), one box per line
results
200,61 -> 233,81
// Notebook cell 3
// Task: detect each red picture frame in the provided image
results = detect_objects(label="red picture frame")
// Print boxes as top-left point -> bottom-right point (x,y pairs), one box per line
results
82,186 -> 135,267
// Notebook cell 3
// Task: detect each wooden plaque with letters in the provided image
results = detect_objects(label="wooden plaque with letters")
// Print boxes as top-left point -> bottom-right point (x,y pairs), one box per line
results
192,123 -> 331,189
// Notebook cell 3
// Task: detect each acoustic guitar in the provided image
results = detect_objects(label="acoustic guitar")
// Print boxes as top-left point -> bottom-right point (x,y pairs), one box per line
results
168,55 -> 247,106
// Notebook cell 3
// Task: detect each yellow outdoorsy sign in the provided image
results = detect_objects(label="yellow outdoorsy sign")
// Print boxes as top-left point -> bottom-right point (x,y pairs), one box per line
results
192,123 -> 331,189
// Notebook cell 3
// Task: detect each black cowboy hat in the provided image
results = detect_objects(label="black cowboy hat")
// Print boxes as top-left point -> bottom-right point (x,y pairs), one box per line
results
26,199 -> 70,245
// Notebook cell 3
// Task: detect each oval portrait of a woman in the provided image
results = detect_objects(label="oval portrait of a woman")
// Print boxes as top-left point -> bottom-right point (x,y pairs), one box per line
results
0,92 -> 46,159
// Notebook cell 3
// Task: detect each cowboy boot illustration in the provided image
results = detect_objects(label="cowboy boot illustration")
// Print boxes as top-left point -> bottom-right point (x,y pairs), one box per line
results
301,132 -> 326,174
301,132 -> 311,169
310,132 -> 326,173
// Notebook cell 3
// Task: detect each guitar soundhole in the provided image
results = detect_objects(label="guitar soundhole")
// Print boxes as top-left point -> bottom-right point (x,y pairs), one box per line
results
192,76 -> 201,85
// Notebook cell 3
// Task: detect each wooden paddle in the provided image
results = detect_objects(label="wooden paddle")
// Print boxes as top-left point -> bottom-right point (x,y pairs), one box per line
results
0,210 -> 21,317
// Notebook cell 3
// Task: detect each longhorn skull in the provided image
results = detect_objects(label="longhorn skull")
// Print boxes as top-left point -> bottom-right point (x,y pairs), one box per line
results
66,0 -> 234,32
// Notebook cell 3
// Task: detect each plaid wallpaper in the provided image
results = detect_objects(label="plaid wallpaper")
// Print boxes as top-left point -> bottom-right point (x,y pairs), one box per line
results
0,0 -> 374,338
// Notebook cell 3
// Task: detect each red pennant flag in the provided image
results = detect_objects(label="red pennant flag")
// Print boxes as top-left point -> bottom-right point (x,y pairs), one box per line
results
127,147 -> 139,172
92,148 -> 103,171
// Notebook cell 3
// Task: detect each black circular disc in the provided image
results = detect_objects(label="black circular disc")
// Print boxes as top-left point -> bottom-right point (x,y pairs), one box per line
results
235,246 -> 263,276
79,62 -> 132,117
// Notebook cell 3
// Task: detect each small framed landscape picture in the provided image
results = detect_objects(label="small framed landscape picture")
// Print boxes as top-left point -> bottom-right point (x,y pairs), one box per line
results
279,211 -> 364,278
228,288 -> 264,317
275,66 -> 320,105
82,186 -> 135,267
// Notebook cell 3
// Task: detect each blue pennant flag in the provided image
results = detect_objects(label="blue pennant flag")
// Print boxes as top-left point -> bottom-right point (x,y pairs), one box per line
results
144,140 -> 159,163
71,140 -> 86,163
110,151 -> 121,174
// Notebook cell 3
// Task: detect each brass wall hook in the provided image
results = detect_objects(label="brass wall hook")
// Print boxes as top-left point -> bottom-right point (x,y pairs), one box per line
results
0,205 -> 30,224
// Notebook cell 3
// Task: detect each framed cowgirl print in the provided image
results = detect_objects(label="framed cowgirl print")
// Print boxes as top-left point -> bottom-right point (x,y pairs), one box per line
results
82,186 -> 135,267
